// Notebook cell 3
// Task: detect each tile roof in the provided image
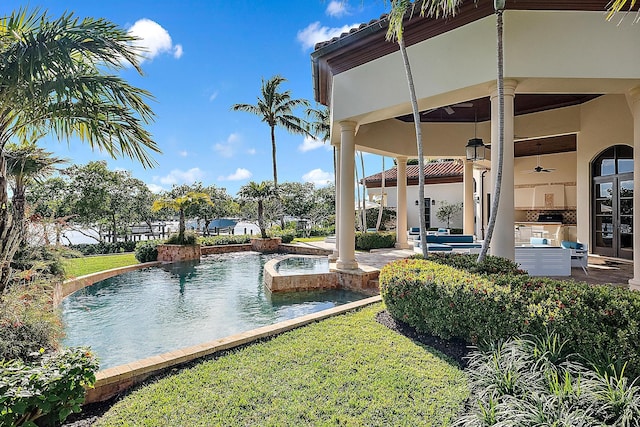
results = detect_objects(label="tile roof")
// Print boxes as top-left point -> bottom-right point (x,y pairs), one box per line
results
363,159 -> 463,187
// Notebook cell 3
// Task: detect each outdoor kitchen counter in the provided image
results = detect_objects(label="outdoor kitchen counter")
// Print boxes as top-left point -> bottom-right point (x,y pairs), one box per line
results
515,223 -> 566,246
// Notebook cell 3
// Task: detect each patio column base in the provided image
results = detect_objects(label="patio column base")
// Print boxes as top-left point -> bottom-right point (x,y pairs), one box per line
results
336,260 -> 359,270
628,278 -> 640,291
328,251 -> 338,262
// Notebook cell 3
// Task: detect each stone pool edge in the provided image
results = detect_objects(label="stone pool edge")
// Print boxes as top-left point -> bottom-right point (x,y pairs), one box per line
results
54,261 -> 162,306
84,295 -> 382,404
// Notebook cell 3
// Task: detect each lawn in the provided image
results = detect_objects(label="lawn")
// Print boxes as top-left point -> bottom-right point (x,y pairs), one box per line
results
64,253 -> 139,278
95,303 -> 468,426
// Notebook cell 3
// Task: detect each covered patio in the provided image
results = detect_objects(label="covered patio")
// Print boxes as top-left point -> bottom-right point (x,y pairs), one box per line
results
311,0 -> 640,288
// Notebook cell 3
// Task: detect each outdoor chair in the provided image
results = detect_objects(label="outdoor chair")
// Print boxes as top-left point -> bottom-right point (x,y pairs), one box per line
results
561,241 -> 588,275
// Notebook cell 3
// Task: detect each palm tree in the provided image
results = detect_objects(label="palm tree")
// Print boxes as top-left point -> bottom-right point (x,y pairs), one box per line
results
232,75 -> 309,188
152,192 -> 213,244
477,0 -> 506,263
386,0 -> 432,257
387,0 -> 507,263
238,181 -> 279,238
5,138 -> 66,246
607,0 -> 639,22
0,8 -> 160,291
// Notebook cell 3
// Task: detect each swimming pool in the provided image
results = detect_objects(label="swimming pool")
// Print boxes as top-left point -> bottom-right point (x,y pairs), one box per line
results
275,256 -> 330,275
61,252 -> 365,369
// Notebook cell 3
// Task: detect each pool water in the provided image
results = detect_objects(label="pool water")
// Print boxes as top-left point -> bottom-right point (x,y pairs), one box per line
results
61,252 -> 365,369
275,256 -> 329,275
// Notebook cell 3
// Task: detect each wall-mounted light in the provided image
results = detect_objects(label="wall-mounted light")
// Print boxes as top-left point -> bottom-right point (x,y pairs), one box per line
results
431,199 -> 436,206
415,200 -> 419,206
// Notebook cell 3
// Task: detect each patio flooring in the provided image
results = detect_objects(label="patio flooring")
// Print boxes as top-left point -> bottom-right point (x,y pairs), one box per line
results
295,241 -> 634,288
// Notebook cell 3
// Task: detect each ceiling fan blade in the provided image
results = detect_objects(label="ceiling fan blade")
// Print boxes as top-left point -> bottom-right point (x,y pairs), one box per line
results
451,102 -> 474,108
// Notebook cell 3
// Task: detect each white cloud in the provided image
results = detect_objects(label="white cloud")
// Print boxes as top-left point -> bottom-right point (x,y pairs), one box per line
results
299,135 -> 330,152
326,1 -> 348,17
297,21 -> 360,51
246,148 -> 256,155
173,44 -> 183,59
218,168 -> 252,181
128,19 -> 182,63
302,168 -> 333,186
209,90 -> 219,102
147,183 -> 164,193
155,167 -> 205,185
213,133 -> 241,158
178,150 -> 188,157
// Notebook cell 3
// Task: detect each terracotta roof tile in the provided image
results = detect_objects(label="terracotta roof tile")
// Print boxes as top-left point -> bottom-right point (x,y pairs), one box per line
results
363,159 -> 463,187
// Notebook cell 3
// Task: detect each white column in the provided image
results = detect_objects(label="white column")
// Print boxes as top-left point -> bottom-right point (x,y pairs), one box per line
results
627,87 -> 640,289
337,121 -> 358,270
329,141 -> 341,262
463,160 -> 475,235
395,156 -> 411,249
489,79 -> 517,260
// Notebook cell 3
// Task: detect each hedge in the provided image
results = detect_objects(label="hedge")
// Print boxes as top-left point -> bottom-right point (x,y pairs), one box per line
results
380,258 -> 640,379
355,232 -> 396,251
69,241 -> 137,255
199,235 -> 252,246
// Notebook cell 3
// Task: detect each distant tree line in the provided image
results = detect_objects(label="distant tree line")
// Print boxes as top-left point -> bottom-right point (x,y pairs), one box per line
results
25,161 -> 335,245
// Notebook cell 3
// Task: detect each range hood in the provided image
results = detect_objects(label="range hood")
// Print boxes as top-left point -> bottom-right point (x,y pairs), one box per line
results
533,185 -> 565,209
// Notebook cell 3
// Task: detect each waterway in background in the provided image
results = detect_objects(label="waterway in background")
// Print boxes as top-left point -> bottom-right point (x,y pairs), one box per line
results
61,252 -> 364,369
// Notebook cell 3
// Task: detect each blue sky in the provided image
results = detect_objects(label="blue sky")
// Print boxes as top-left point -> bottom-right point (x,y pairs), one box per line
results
3,1 -> 389,196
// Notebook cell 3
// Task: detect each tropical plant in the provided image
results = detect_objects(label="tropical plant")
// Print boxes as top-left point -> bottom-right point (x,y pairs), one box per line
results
5,139 -> 66,246
436,201 -> 462,229
0,8 -> 160,292
607,0 -> 640,22
152,192 -> 213,244
238,181 -> 279,238
231,75 -> 309,188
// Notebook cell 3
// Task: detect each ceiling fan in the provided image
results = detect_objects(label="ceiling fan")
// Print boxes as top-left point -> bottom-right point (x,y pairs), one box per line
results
525,143 -> 555,173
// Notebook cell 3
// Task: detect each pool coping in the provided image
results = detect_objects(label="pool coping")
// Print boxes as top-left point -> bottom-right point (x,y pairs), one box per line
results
84,295 -> 383,404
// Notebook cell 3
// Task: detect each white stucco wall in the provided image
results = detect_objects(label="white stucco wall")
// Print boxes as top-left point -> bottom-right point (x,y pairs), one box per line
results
368,182 -> 464,230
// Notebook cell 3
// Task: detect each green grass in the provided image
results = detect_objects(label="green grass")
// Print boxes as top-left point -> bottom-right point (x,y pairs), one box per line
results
64,253 -> 139,278
292,236 -> 327,243
95,303 -> 468,426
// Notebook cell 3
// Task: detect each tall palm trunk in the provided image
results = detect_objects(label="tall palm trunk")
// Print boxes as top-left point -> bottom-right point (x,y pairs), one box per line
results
376,156 -> 385,230
0,153 -> 19,292
478,4 -> 505,263
257,200 -> 267,238
360,151 -> 367,230
270,125 -> 278,188
12,183 -> 26,247
179,209 -> 186,242
398,36 -> 428,257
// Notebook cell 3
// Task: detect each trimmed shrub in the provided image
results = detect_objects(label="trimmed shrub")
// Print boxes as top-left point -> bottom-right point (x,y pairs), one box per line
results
69,241 -> 137,256
134,240 -> 159,263
380,257 -> 640,378
415,252 -> 525,276
0,347 -> 98,427
355,232 -> 396,251
268,227 -> 296,244
309,226 -> 334,237
199,235 -> 252,246
0,282 -> 62,362
166,232 -> 198,245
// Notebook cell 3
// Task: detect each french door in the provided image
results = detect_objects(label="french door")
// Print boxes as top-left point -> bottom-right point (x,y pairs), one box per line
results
592,145 -> 633,259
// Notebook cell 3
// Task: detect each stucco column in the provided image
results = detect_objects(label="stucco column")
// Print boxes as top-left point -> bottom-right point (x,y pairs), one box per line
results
395,156 -> 411,249
337,121 -> 358,270
627,87 -> 640,289
463,160 -> 475,235
329,141 -> 341,262
489,79 -> 517,260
